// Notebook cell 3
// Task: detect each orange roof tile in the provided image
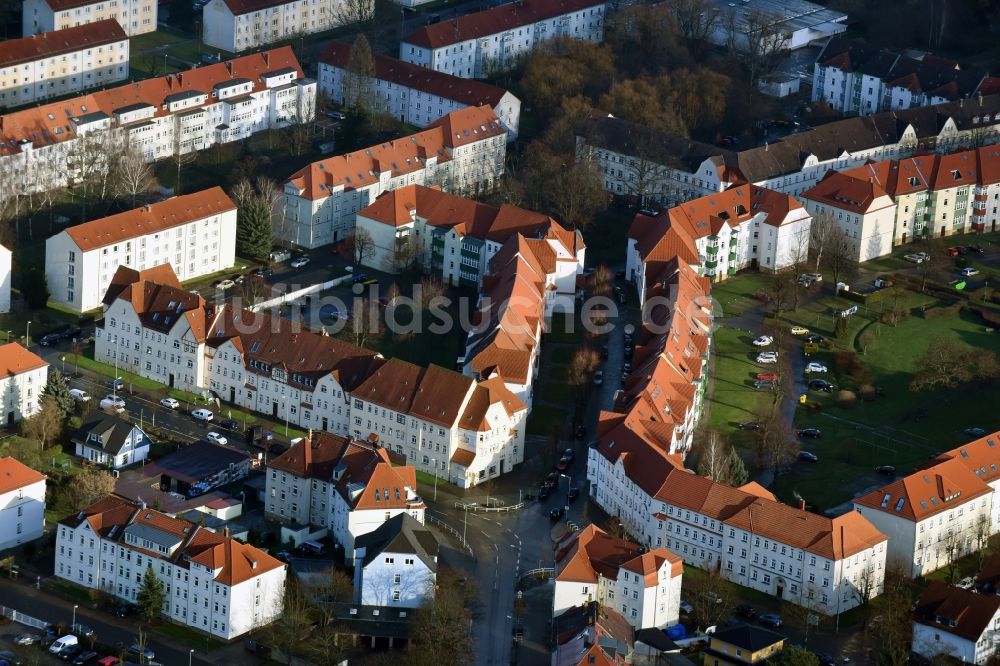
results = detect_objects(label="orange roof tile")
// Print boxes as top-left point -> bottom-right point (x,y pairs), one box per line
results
0,456 -> 45,494
0,343 -> 47,377
353,358 -> 474,427
0,20 -> 126,69
802,170 -> 893,214
855,456 -> 992,521
458,376 -> 526,432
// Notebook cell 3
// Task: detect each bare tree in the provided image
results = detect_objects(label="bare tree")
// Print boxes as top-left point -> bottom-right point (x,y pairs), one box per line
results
264,580 -> 315,666
822,232 -> 854,288
332,0 -> 374,29
685,568 -> 737,631
341,34 -> 375,110
114,142 -> 156,207
392,232 -> 419,273
349,226 -> 376,269
171,122 -> 198,196
729,9 -> 788,88
696,430 -> 748,486
286,84 -> 317,157
941,529 -> 964,584
667,0 -> 719,50
809,211 -> 839,272
21,396 -> 64,449
851,562 -> 880,609
67,128 -> 125,218
975,513 -> 993,570
67,465 -> 117,511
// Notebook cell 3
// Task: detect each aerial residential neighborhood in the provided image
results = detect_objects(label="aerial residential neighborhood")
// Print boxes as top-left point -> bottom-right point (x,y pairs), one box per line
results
2,0 -> 1000,664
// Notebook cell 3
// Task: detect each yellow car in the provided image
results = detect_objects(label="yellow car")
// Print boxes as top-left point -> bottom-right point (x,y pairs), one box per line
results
790,326 -> 810,335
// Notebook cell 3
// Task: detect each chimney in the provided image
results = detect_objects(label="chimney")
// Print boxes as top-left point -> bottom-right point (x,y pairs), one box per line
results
226,61 -> 233,77
263,52 -> 269,66
799,498 -> 806,510
223,527 -> 230,538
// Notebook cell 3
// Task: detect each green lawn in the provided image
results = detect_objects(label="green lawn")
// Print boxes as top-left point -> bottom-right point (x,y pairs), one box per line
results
549,345 -> 577,365
153,622 -> 225,652
704,326 -> 773,445
526,403 -> 566,436
42,578 -> 93,606
710,273 -> 773,319
63,350 -> 166,391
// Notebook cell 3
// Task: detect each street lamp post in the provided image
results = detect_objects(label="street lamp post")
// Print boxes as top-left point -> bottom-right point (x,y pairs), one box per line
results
61,356 -> 65,376
560,473 -> 571,514
25,321 -> 31,348
189,648 -> 194,666
431,458 -> 438,501
283,397 -> 289,436
72,604 -> 78,633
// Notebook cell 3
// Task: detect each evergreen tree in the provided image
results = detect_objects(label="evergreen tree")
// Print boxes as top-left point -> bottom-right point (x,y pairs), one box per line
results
21,266 -> 49,309
136,565 -> 165,623
343,35 -> 375,110
232,177 -> 277,262
42,370 -> 76,419
834,315 -> 848,340
725,447 -> 748,486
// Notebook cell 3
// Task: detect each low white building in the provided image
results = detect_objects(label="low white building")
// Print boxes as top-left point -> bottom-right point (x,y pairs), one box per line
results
813,38 -> 987,116
854,456 -> 994,578
353,513 -> 437,609
0,20 -> 128,109
55,496 -> 286,639
203,0 -> 372,54
46,187 -> 237,312
23,0 -> 157,36
0,343 -> 49,426
318,42 -> 521,140
400,0 -> 605,79
0,456 -> 46,550
0,47 -> 315,196
71,414 -> 152,468
280,106 -> 507,249
912,582 -> 1000,664
265,432 -> 426,561
626,184 -> 812,304
707,0 -> 847,52
553,525 -> 683,630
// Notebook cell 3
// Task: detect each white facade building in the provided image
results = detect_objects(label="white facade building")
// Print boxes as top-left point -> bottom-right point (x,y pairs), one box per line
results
280,105 -> 506,249
23,0 -> 157,36
553,525 -> 683,630
0,343 -> 49,426
55,496 -> 286,639
912,582 -> 1000,664
0,244 -> 10,313
319,43 -> 521,140
0,20 -> 128,109
71,414 -> 152,469
0,48 -> 315,196
353,513 -> 437,609
46,187 -> 237,312
812,38 -> 987,116
400,0 -> 605,79
0,456 -> 46,550
203,0 -> 372,54
265,432 -> 426,561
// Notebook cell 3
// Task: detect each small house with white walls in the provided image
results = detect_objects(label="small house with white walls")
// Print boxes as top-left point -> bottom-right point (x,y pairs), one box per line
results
0,342 -> 49,426
71,413 -> 152,469
353,513 -> 438,609
0,456 -> 46,550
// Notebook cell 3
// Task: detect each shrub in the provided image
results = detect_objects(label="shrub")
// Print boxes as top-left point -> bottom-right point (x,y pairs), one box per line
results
859,384 -> 876,401
837,390 -> 857,409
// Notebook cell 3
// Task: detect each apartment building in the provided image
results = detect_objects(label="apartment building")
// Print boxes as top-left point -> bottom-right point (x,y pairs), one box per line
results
799,171 -> 897,263
626,185 -> 812,301
813,38 -> 987,116
854,456 -> 994,577
46,188 -> 237,312
318,42 -> 521,140
553,525 -> 683,630
932,430 -> 1000,535
23,0 -> 156,36
0,456 -> 46,550
400,0 -> 605,79
203,0 -> 372,54
912,582 -> 1000,664
265,432 -> 426,560
280,105 -> 506,249
55,496 -> 286,639
353,513 -> 438,609
578,95 -> 1000,207
0,47 -> 314,196
0,20 -> 128,109
355,184 -> 570,286
0,343 -> 49,426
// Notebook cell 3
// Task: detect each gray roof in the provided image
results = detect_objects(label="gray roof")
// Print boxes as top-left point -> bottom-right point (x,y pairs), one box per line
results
355,513 -> 438,572
580,115 -> 733,173
123,522 -> 184,550
72,414 -> 149,456
709,624 -> 785,651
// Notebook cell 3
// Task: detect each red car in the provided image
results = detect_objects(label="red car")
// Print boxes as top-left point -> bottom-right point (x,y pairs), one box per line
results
945,247 -> 960,256
751,291 -> 773,303
756,373 -> 779,381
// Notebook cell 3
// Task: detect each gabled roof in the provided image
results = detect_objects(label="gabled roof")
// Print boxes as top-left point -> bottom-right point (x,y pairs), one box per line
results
102,264 -> 182,306
267,431 -> 351,480
0,456 -> 45,494
108,276 -> 210,343
854,456 -> 992,522
402,0 -> 604,49
71,414 -> 148,456
936,429 -> 1000,486
802,169 -> 893,214
457,376 -> 527,432
0,20 -> 126,70
321,43 -> 512,109
0,343 -> 47,377
709,624 -> 785,652
913,581 -> 1000,642
355,513 -> 438,571
352,358 -> 474,428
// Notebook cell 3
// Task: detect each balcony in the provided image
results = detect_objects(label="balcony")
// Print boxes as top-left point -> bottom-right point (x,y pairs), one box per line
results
728,250 -> 737,261
705,259 -> 718,269
706,245 -> 719,255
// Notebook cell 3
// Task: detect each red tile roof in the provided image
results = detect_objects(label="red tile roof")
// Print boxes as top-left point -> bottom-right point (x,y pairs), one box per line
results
458,376 -> 526,432
0,343 -> 48,377
403,0 -> 604,49
913,581 -> 1000,642
0,20 -> 126,70
855,456 -> 993,522
0,456 -> 45,495
321,43 -> 510,109
66,187 -> 234,251
352,358 -> 474,427
802,170 -> 893,214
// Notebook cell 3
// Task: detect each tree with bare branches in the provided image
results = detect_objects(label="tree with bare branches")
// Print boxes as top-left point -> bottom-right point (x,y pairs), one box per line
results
349,226 -> 376,269
685,568 -> 737,631
696,430 -> 748,486
114,142 -> 156,207
21,395 -> 64,449
909,338 -> 1000,392
232,177 -> 280,262
67,465 -> 117,511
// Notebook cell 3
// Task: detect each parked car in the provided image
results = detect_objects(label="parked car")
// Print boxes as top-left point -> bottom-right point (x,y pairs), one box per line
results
759,614 -> 783,627
804,362 -> 828,374
290,256 -> 310,268
567,486 -> 580,501
217,278 -> 235,290
319,304 -> 350,323
798,451 -> 819,462
0,651 -> 23,665
537,486 -> 550,500
99,395 -> 125,411
790,326 -> 809,335
752,335 -> 773,347
556,456 -> 570,471
256,267 -> 274,278
191,408 -> 214,422
903,253 -> 924,263
738,421 -> 761,431
543,473 -> 558,489
735,604 -> 757,619
961,267 -> 981,277
68,389 -> 90,402
945,247 -> 960,256
159,397 -> 179,410
755,352 -> 778,364
875,465 -> 897,476
563,448 -> 575,462
753,380 -> 776,389
72,626 -> 94,639
39,332 -> 64,346
679,600 -> 694,614
49,637 -> 78,655
797,428 -> 822,439
106,378 -> 124,390
12,634 -> 39,646
549,507 -> 564,521
574,424 -> 585,438
126,645 -> 155,662
325,110 -> 346,120
219,418 -> 240,431
701,591 -> 723,604
956,576 -> 976,589
965,427 -> 988,437
206,432 -> 228,446
968,245 -> 986,254
624,345 -> 634,359
593,370 -> 604,385
801,273 -> 823,283
808,379 -> 834,392
352,273 -> 369,284
804,333 -> 824,343
73,651 -> 99,665
755,373 -> 778,381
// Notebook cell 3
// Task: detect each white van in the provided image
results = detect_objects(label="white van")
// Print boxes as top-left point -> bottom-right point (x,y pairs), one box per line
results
191,408 -> 213,422
69,388 -> 91,402
49,635 -> 79,654
300,540 -> 326,556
